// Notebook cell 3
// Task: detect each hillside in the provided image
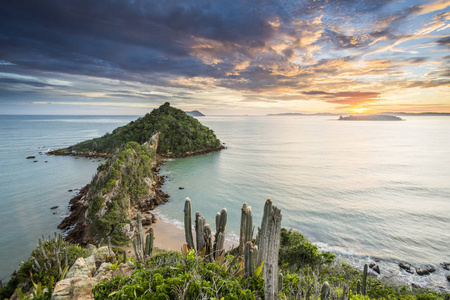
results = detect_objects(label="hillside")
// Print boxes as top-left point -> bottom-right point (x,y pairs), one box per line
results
51,102 -> 222,157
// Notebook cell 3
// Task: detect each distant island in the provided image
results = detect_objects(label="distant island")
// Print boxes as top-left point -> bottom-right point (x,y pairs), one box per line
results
186,110 -> 205,117
339,115 -> 404,121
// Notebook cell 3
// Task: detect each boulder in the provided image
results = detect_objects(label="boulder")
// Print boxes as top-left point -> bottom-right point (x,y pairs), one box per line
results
372,265 -> 381,274
51,206 -> 58,210
65,257 -> 91,279
399,262 -> 414,274
84,255 -> 96,276
26,156 -> 36,159
52,276 -> 96,300
440,262 -> 450,270
93,246 -> 110,262
447,275 -> 450,282
416,266 -> 436,276
94,262 -> 113,282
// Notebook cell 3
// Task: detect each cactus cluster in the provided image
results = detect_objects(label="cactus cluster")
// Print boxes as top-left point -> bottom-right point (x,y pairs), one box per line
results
133,213 -> 154,261
33,233 -> 69,280
182,197 -> 283,300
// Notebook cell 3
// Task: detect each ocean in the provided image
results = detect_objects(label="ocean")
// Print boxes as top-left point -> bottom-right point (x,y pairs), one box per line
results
0,115 -> 449,290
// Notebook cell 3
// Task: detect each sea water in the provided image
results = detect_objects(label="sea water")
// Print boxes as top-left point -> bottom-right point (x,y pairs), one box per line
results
0,115 -> 136,282
0,115 -> 449,290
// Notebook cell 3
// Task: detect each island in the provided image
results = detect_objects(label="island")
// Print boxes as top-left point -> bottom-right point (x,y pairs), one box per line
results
185,110 -> 205,117
338,114 -> 404,121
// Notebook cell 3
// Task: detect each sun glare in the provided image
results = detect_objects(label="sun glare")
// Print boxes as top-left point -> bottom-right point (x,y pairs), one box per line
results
352,108 -> 368,114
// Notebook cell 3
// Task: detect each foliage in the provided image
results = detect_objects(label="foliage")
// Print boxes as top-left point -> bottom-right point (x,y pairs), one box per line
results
66,102 -> 222,156
0,237 -> 89,299
88,142 -> 156,244
279,228 -> 336,269
93,251 -> 261,299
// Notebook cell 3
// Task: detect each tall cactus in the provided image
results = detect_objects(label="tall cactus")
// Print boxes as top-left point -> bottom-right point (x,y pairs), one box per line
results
203,224 -> 213,262
195,212 -> 206,252
133,213 -> 154,261
213,208 -> 227,259
362,263 -> 368,295
239,203 -> 248,254
257,199 -> 272,268
184,198 -> 195,250
263,206 -> 282,300
321,281 -> 330,300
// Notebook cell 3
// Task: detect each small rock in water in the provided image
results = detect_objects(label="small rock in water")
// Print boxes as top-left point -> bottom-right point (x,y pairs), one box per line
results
68,189 -> 73,192
53,212 -> 57,214
369,262 -> 376,268
50,206 -> 58,210
26,156 -> 36,159
440,262 -> 450,270
416,266 -> 436,276
447,275 -> 450,282
44,161 -> 48,163
33,160 -> 38,162
179,187 -> 184,190
372,265 -> 381,274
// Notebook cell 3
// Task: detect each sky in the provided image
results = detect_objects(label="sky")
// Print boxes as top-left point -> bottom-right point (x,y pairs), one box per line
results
0,0 -> 449,115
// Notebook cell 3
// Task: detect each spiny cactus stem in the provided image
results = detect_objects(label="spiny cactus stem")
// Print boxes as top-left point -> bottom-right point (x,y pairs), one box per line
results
239,203 -> 248,254
184,198 -> 195,250
362,263 -> 368,295
321,281 -> 330,300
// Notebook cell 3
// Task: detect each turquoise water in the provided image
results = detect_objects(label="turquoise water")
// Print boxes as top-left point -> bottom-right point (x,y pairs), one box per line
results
156,116 -> 450,289
0,115 -> 449,289
0,115 -> 137,282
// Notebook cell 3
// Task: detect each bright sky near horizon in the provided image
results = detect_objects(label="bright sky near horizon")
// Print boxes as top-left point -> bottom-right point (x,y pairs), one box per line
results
0,0 -> 449,115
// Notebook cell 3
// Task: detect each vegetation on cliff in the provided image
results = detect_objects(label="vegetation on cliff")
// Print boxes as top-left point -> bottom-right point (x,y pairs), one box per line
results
60,141 -> 160,245
55,102 -> 221,156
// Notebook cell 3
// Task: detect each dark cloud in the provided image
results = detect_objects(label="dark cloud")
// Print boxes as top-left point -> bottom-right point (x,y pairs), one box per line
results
0,0 -> 448,112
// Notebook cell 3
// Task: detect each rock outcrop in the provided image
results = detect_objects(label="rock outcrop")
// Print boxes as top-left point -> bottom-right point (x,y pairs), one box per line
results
52,246 -> 134,300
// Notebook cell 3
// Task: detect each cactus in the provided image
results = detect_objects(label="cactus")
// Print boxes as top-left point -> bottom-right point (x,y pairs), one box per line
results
195,212 -> 206,252
184,198 -> 195,250
356,279 -> 361,294
321,281 -> 330,300
239,203 -> 248,254
257,199 -> 272,267
213,208 -> 227,259
263,205 -> 282,300
244,242 -> 255,277
245,206 -> 253,244
215,232 -> 225,261
145,228 -> 154,257
133,213 -> 153,261
362,263 -> 368,295
203,224 -> 213,262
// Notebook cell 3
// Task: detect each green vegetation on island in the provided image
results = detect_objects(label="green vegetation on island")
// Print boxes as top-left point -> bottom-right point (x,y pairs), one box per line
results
52,102 -> 222,156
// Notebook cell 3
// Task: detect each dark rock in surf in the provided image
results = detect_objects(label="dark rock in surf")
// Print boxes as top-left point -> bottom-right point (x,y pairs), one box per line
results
50,206 -> 58,210
416,266 -> 436,276
447,275 -> 450,282
399,262 -> 414,274
369,262 -> 376,268
179,187 -> 184,190
371,264 -> 381,274
440,262 -> 450,270
26,156 -> 36,159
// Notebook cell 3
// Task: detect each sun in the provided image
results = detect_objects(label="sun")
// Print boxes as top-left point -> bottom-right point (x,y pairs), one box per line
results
351,108 -> 369,114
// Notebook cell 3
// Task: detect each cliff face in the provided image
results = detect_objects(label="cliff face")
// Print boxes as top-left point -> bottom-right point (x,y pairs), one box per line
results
59,140 -> 168,245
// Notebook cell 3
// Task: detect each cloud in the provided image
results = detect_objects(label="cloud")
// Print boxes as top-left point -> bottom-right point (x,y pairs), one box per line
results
0,0 -> 449,113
